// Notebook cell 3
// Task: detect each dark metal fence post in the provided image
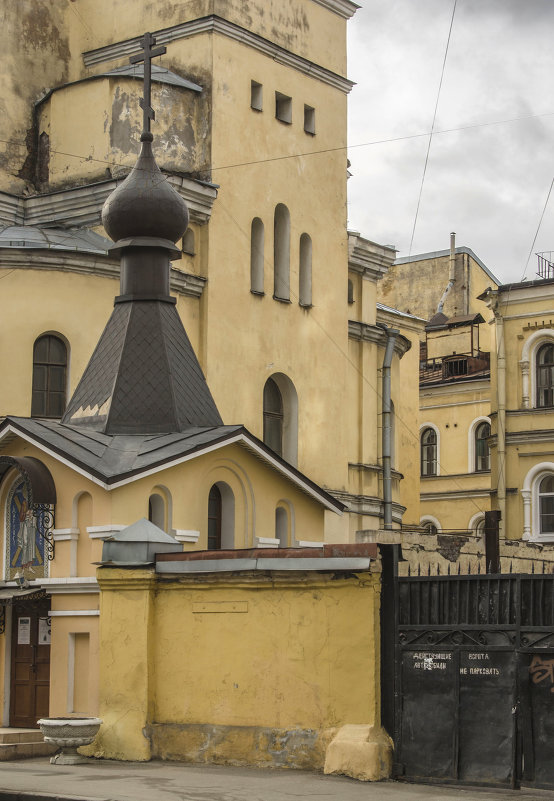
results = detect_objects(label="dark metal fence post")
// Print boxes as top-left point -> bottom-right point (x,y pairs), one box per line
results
485,510 -> 501,573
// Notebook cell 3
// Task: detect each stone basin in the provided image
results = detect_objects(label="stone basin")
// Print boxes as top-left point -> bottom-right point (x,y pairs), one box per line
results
37,717 -> 102,764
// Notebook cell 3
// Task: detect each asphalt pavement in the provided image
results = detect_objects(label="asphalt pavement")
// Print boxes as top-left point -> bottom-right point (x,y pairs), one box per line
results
1,759 -> 554,801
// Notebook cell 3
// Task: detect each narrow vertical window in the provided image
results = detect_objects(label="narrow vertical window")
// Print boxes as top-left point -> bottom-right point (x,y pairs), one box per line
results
275,506 -> 288,547
31,334 -> 67,418
474,422 -> 491,472
148,493 -> 165,531
182,228 -> 195,255
348,279 -> 354,304
263,378 -> 283,456
208,485 -> 222,550
250,217 -> 265,294
273,204 -> 290,301
420,428 -> 437,476
303,104 -> 315,135
251,80 -> 263,111
539,475 -> 554,536
537,343 -> 554,407
299,233 -> 312,307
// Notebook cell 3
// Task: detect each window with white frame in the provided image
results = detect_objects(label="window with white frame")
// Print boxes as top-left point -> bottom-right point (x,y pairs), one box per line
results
420,427 -> 437,476
536,343 -> 554,408
474,421 -> 491,472
522,462 -> 554,541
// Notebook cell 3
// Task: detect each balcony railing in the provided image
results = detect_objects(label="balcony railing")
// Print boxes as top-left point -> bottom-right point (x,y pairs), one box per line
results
420,351 -> 490,383
537,251 -> 554,280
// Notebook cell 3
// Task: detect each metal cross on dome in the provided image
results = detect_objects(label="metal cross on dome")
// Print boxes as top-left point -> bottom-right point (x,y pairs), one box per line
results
130,32 -> 167,137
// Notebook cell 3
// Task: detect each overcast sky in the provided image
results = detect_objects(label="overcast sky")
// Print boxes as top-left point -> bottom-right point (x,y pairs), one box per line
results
346,0 -> 554,284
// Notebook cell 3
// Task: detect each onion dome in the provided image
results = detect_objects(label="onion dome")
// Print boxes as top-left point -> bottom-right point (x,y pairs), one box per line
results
102,133 -> 189,245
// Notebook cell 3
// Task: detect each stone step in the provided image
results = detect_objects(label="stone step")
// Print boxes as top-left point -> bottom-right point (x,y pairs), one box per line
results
0,740 -> 57,760
0,729 -> 57,760
0,728 -> 44,744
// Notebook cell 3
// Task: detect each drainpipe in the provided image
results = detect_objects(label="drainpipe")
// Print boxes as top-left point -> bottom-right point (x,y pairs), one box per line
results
436,232 -> 456,313
494,300 -> 506,539
380,325 -> 399,530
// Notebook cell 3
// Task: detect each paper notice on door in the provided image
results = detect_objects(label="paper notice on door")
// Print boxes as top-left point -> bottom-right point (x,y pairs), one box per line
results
38,617 -> 51,644
17,617 -> 31,645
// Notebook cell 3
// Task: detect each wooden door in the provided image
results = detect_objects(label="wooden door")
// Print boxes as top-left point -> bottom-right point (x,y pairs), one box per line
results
10,601 -> 50,728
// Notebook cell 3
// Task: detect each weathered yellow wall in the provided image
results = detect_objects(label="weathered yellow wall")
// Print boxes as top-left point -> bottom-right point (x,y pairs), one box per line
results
96,565 -> 381,768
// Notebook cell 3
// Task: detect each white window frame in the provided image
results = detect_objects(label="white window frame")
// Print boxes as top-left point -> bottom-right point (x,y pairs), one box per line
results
467,416 -> 491,473
419,422 -> 440,477
420,515 -> 441,534
522,462 -> 554,542
521,329 -> 554,408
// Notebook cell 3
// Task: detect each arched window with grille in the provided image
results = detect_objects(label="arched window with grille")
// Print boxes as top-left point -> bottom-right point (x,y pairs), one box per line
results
474,421 -> 491,472
420,427 -> 437,476
536,343 -> 554,408
31,334 -> 68,418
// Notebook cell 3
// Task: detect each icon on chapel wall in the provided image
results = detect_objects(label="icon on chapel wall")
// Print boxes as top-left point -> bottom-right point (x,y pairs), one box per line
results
5,478 -> 47,581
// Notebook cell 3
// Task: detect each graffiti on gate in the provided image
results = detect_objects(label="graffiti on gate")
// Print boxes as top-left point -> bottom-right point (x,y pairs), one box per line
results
529,655 -> 554,692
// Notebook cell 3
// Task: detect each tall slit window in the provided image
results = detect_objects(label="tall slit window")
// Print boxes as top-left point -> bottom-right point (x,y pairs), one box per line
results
31,334 -> 67,418
250,217 -> 265,294
263,377 -> 283,456
539,475 -> 554,536
420,428 -> 437,477
273,204 -> 290,301
299,233 -> 312,307
537,343 -> 554,408
208,484 -> 222,550
475,421 -> 491,472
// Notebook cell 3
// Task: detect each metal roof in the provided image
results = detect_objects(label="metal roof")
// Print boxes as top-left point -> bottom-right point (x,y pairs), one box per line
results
62,300 -> 223,435
0,417 -> 344,513
101,63 -> 202,93
0,226 -> 112,255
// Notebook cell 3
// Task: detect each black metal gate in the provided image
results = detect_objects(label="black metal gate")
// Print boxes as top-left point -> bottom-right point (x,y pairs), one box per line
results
383,563 -> 554,789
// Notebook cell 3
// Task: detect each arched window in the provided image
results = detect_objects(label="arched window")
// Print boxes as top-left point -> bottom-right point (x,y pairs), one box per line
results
273,204 -> 290,301
207,482 -> 235,549
263,374 -> 298,465
539,475 -> 554,537
299,233 -> 312,307
474,421 -> 491,472
420,516 -> 441,535
31,334 -> 67,418
148,493 -> 165,531
275,506 -> 288,547
208,484 -> 222,549
263,378 -> 283,456
420,427 -> 437,476
536,343 -> 554,408
250,217 -> 264,294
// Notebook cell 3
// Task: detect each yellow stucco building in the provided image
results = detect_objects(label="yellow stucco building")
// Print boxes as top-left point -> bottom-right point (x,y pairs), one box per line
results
0,0 -> 416,777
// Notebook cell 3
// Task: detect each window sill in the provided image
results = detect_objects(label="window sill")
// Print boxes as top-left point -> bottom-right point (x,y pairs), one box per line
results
250,289 -> 265,297
299,302 -> 312,309
273,295 -> 291,304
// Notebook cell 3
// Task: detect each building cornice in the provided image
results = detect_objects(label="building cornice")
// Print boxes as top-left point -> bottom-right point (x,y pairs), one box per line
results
348,320 -> 412,358
376,306 -> 426,335
310,0 -> 359,19
0,249 -> 206,299
348,231 -> 395,280
328,489 -> 406,523
82,16 -> 354,94
0,177 -> 216,230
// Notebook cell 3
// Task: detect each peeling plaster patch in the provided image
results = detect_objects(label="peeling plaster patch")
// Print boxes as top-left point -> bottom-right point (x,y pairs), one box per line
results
437,534 -> 469,563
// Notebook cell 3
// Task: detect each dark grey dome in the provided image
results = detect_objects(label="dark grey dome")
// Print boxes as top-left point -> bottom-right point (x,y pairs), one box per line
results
101,137 -> 189,244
